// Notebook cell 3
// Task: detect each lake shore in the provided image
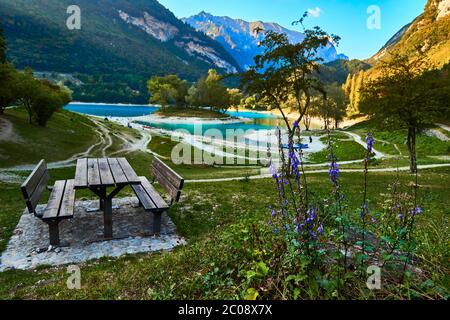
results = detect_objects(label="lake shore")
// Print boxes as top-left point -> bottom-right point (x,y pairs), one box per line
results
230,106 -> 366,129
70,101 -> 160,107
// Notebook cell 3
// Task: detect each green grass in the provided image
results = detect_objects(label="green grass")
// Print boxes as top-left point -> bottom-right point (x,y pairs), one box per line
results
307,137 -> 367,163
348,120 -> 450,157
155,106 -> 230,119
0,168 -> 448,299
0,108 -> 97,168
0,111 -> 449,299
148,134 -> 262,180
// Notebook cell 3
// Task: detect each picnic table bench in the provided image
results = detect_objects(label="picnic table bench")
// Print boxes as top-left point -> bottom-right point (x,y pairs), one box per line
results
132,157 -> 184,233
74,158 -> 141,239
21,160 -> 75,246
20,157 -> 184,246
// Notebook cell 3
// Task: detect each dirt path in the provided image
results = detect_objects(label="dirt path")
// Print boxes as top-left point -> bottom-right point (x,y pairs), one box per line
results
341,131 -> 384,159
437,123 -> 450,132
185,163 -> 450,183
1,116 -> 449,185
0,118 -> 153,173
0,118 -> 16,141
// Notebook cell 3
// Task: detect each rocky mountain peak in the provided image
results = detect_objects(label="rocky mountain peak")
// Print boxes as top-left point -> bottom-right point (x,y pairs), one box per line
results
183,13 -> 348,70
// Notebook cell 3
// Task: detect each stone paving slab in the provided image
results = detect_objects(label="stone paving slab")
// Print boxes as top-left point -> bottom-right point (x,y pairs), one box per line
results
0,197 -> 186,271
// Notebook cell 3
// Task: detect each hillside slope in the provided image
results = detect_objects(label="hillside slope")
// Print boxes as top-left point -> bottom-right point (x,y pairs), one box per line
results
0,109 -> 97,168
0,0 -> 241,103
370,0 -> 450,67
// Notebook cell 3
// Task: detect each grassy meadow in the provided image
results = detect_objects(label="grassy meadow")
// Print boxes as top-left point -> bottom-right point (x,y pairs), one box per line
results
0,108 -> 449,300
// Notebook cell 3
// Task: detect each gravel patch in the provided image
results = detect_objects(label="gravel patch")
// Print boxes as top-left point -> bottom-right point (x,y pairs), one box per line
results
0,197 -> 186,271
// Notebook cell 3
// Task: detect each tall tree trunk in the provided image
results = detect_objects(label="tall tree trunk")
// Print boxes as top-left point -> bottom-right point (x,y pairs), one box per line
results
24,103 -> 33,124
323,117 -> 328,131
303,116 -> 311,131
407,126 -> 417,173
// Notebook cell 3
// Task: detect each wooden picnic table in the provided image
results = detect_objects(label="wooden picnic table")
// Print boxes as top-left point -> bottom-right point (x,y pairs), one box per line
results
74,158 -> 141,239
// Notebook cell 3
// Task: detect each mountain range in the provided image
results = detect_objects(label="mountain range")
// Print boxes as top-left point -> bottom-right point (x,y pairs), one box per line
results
1,0 -> 447,104
182,11 -> 348,70
0,0 -> 241,103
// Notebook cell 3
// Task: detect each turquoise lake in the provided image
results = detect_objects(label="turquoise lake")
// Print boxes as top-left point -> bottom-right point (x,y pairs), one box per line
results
65,103 -> 159,117
65,103 -> 286,135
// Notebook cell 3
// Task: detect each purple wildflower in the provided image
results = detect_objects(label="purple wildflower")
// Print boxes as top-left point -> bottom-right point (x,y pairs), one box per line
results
274,227 -> 279,235
270,162 -> 278,179
329,161 -> 339,184
295,224 -> 302,233
397,214 -> 404,221
412,207 -> 422,216
270,208 -> 277,218
317,224 -> 324,236
289,149 -> 301,182
306,208 -> 316,224
293,121 -> 299,129
366,133 -> 374,154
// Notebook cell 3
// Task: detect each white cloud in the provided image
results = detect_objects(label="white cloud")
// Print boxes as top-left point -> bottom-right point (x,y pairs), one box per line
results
307,7 -> 322,18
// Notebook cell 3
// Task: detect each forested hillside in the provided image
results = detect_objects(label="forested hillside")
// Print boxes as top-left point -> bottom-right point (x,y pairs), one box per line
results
0,0 -> 241,103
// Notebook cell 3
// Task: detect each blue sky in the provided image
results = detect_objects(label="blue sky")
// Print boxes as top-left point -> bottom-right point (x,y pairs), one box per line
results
157,0 -> 427,59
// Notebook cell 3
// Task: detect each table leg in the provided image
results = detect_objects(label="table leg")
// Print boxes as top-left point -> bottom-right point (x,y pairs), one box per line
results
99,187 -> 106,210
103,197 -> 113,239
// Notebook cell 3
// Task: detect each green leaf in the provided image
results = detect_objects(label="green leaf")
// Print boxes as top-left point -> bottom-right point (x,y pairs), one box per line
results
246,270 -> 256,280
256,261 -> 269,277
245,288 -> 259,300
293,288 -> 301,300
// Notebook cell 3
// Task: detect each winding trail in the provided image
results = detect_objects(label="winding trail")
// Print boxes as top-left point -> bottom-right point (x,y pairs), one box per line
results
1,117 -> 449,185
185,163 -> 450,183
0,118 -> 153,173
437,123 -> 450,132
0,118 -> 16,142
341,131 -> 384,159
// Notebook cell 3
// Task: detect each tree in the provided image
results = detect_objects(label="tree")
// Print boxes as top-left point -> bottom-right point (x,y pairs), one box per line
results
227,88 -> 244,108
33,81 -> 70,126
303,96 -> 322,130
241,95 -> 267,110
0,63 -> 17,114
240,13 -> 340,140
187,69 -> 231,112
0,26 -> 6,63
360,52 -> 447,173
147,75 -> 189,107
15,68 -> 42,124
326,83 -> 347,129
15,68 -> 70,126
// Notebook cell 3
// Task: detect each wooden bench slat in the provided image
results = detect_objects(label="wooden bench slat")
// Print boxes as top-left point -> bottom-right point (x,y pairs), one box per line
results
59,179 -> 76,219
74,158 -> 88,189
98,158 -> 115,186
151,169 -> 181,201
131,184 -> 158,211
21,159 -> 47,198
152,158 -> 184,189
26,170 -> 49,214
108,158 -> 128,184
43,180 -> 66,220
117,158 -> 140,184
87,158 -> 101,187
139,177 -> 169,210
